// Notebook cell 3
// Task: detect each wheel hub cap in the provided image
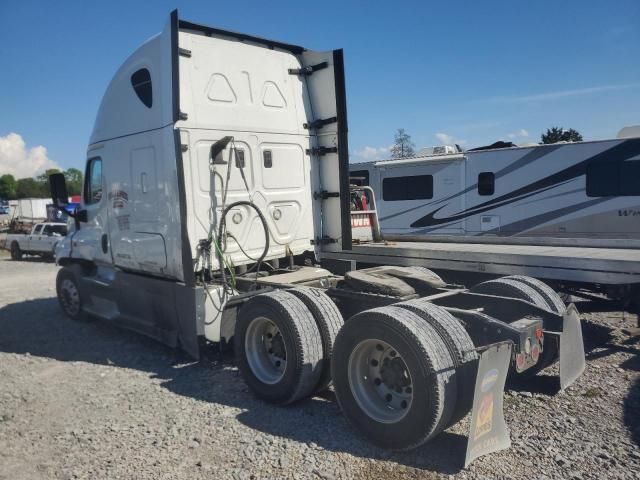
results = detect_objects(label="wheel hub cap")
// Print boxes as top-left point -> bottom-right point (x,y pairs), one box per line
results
245,317 -> 288,384
347,339 -> 413,423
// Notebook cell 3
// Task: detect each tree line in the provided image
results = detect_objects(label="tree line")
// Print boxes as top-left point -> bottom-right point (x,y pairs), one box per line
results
0,168 -> 83,200
389,126 -> 583,159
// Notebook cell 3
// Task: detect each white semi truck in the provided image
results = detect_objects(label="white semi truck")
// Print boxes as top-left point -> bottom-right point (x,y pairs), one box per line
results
48,11 -> 585,465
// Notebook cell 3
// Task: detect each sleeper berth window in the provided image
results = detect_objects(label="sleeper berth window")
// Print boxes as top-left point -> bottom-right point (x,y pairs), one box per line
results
131,68 -> 153,108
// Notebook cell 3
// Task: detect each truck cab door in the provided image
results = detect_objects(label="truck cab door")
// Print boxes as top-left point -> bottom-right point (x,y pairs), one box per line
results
38,225 -> 52,252
72,157 -> 112,265
29,224 -> 43,250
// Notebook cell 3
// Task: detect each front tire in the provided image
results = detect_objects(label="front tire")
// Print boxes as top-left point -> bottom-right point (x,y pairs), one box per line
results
235,290 -> 323,405
10,242 -> 22,260
56,267 -> 87,321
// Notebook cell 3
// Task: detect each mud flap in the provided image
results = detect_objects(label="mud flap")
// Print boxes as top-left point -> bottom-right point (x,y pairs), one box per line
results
559,303 -> 585,390
464,341 -> 512,468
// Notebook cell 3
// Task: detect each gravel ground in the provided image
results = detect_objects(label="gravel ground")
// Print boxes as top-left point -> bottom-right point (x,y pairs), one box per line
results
0,252 -> 638,479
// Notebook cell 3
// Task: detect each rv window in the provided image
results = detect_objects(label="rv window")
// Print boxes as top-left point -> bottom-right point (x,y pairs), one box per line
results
586,161 -> 620,196
131,68 -> 153,108
383,175 -> 433,201
620,161 -> 640,195
84,158 -> 103,205
350,170 -> 370,186
478,172 -> 495,196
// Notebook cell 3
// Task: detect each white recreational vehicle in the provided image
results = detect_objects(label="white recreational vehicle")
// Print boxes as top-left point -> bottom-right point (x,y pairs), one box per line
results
350,137 -> 640,242
47,10 -> 587,465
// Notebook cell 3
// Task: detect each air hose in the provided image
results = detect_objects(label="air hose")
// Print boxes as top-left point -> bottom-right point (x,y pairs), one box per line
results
216,200 -> 270,282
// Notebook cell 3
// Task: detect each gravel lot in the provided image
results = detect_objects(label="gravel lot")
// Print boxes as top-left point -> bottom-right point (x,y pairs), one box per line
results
0,252 -> 638,479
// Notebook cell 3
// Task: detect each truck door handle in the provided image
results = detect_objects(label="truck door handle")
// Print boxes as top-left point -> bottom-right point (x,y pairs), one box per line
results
101,234 -> 109,254
141,172 -> 147,193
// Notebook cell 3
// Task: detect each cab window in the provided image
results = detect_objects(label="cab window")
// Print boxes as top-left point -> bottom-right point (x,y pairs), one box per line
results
33,225 -> 43,234
42,225 -> 66,236
84,158 -> 103,205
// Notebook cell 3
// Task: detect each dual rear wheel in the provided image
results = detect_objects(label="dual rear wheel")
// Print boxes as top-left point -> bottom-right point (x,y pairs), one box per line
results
470,275 -> 566,375
235,288 -> 343,405
236,288 -> 474,451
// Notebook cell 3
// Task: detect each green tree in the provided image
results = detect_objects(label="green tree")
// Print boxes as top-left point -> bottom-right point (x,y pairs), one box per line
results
0,174 -> 17,199
64,168 -> 83,196
35,168 -> 61,184
16,178 -> 43,198
541,127 -> 583,144
390,128 -> 415,158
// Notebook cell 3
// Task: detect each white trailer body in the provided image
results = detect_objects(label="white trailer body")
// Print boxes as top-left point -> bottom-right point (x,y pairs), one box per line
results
350,138 -> 640,241
13,198 -> 49,223
50,11 -> 586,464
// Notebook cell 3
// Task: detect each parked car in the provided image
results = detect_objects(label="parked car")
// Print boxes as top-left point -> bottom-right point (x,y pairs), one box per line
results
2,222 -> 68,260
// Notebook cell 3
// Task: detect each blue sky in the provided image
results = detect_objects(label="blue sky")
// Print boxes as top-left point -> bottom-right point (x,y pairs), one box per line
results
0,0 -> 639,175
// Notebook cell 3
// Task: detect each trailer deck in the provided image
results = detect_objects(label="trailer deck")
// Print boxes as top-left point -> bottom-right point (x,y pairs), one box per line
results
322,240 -> 640,285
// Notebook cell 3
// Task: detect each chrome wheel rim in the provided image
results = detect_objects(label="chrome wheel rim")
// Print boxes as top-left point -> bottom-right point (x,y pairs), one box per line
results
348,339 -> 413,423
245,317 -> 287,384
60,279 -> 80,316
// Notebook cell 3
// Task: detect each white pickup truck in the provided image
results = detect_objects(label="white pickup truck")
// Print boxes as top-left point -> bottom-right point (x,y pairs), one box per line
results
2,222 -> 68,260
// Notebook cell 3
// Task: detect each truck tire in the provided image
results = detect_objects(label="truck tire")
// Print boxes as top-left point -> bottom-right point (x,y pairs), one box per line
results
332,305 -> 456,450
288,287 -> 344,393
471,277 -> 557,375
503,275 -> 566,314
407,266 -> 444,284
56,266 -> 88,321
470,278 -> 548,309
235,290 -> 323,405
396,299 -> 477,425
10,242 -> 22,260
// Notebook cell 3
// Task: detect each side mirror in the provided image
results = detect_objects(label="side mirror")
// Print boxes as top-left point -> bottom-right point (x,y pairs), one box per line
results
76,209 -> 88,223
49,173 -> 69,207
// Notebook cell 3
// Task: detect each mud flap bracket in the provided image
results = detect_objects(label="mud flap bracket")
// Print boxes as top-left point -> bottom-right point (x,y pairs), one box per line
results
465,341 -> 512,468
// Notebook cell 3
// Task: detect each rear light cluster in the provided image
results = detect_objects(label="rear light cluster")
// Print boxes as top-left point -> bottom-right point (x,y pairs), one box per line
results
515,330 -> 543,372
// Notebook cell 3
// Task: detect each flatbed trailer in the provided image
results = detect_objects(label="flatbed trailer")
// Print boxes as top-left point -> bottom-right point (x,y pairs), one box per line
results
322,239 -> 640,288
47,11 -> 587,467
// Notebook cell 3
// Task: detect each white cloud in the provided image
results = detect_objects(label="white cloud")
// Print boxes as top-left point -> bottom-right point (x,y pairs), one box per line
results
435,132 -> 467,146
507,128 -> 529,139
352,145 -> 390,162
482,83 -> 640,103
0,133 -> 60,178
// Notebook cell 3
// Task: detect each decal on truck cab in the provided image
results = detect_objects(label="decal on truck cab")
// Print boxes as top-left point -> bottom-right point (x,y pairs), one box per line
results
108,190 -> 129,209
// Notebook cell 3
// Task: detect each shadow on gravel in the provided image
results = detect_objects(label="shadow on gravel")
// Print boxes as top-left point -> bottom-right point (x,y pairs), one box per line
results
509,374 -> 560,396
0,298 -> 465,475
0,256 -> 55,263
624,377 -> 640,447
